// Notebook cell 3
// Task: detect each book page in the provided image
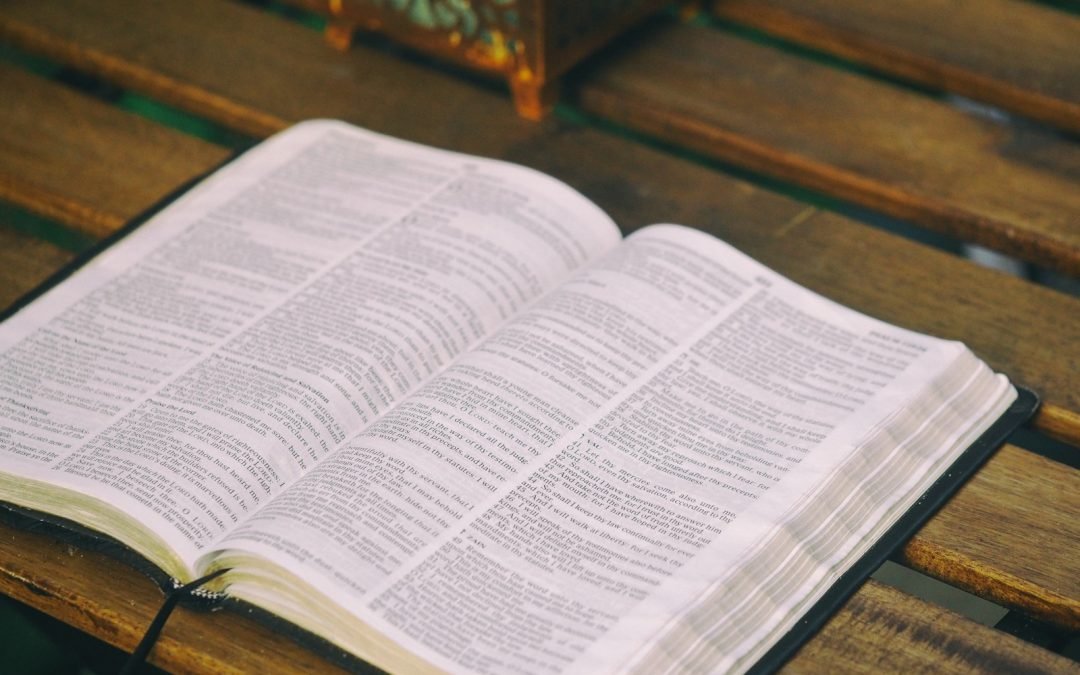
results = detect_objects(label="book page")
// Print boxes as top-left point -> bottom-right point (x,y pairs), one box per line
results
209,224 -> 755,590
0,120 -> 619,572
214,225 -> 1012,673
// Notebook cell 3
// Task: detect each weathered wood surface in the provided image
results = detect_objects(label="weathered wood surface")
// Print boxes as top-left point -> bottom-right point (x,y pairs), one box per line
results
0,0 -> 1078,446
713,0 -> 1080,135
576,22 -> 1080,276
0,226 -> 73,311
902,445 -> 1080,629
0,518 -> 1074,674
785,580 -> 1079,674
0,62 -> 229,238
0,0 -> 1077,632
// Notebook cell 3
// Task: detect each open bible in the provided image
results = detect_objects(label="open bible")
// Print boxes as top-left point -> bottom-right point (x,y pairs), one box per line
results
0,120 -> 1031,673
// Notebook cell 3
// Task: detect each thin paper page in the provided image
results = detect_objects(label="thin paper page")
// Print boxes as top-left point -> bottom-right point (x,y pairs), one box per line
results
208,225 -> 759,597
347,226 -> 1005,675
0,120 -> 619,571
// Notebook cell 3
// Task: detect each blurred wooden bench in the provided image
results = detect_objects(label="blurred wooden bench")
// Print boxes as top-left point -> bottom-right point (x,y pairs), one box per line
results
0,0 -> 1077,671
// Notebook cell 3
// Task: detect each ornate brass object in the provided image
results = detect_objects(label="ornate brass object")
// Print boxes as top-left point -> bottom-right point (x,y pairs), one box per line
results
286,0 -> 674,119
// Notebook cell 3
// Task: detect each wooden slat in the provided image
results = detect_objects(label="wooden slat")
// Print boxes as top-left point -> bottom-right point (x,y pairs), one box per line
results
0,225 -> 73,310
576,22 -> 1080,277
903,445 -> 1080,629
1,0 -> 1078,445
785,580 -> 1078,674
0,62 -> 229,238
0,519 -> 1073,674
713,0 -> 1080,135
0,0 -> 1077,634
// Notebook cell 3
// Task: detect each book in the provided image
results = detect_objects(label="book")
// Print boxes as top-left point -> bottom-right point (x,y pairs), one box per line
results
0,119 -> 1033,673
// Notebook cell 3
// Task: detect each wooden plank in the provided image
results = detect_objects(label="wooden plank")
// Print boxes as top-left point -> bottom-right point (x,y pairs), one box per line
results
0,518 -> 1072,674
0,225 -> 73,311
1,0 -> 1079,443
903,445 -> 1080,629
713,0 -> 1080,135
576,22 -> 1080,277
0,62 -> 229,238
0,0 -> 1077,628
785,579 -> 1079,674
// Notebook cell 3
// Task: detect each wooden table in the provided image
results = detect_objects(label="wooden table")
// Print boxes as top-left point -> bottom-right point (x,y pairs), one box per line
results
1,0 -> 1077,671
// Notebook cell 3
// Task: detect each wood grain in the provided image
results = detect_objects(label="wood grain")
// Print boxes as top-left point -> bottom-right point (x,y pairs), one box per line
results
0,518 -> 1073,674
784,580 -> 1078,674
0,0 -> 1078,441
576,22 -> 1080,277
0,61 -> 229,238
902,445 -> 1080,629
713,0 -> 1080,134
0,225 -> 73,311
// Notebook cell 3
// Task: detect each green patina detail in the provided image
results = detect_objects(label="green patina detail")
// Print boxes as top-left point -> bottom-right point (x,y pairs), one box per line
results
368,0 -> 519,41
117,94 -> 254,149
0,203 -> 95,254
0,43 -> 61,78
259,0 -> 328,29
